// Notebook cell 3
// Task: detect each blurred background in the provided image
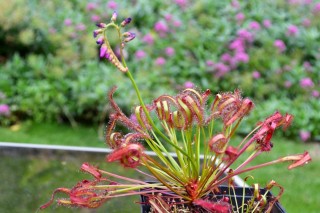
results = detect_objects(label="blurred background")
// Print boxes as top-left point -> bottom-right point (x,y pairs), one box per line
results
0,0 -> 319,212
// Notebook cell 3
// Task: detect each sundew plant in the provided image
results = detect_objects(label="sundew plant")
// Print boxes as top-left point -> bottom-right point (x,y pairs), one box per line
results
41,12 -> 311,213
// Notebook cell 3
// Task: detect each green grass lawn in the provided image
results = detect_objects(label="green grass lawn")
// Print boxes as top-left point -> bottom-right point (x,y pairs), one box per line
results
1,123 -> 319,212
0,122 -> 105,147
0,149 -> 140,213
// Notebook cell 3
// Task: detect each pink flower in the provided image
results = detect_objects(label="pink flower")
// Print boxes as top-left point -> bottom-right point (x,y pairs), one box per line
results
286,25 -> 299,36
135,50 -> 146,60
206,60 -> 215,67
303,0 -> 313,5
263,19 -> 272,28
164,14 -> 172,22
64,18 -> 72,26
154,21 -> 169,37
249,21 -> 261,30
155,57 -> 166,66
302,18 -> 311,27
76,23 -> 86,31
274,40 -> 286,53
231,0 -> 240,9
313,2 -> 320,14
284,80 -> 292,88
107,1 -> 117,9
303,61 -> 312,71
237,29 -> 254,42
214,63 -> 230,77
300,77 -> 314,88
0,104 -> 10,116
184,81 -> 194,88
300,130 -> 311,142
229,39 -> 245,52
165,47 -> 175,56
252,71 -> 261,79
173,20 -> 182,27
175,0 -> 188,8
142,34 -> 154,45
220,53 -> 232,63
129,114 -> 138,125
287,0 -> 299,5
235,13 -> 245,23
233,52 -> 249,63
91,15 -> 101,22
312,90 -> 320,98
86,2 -> 97,11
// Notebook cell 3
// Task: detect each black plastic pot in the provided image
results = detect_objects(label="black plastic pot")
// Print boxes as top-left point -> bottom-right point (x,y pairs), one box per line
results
140,185 -> 286,213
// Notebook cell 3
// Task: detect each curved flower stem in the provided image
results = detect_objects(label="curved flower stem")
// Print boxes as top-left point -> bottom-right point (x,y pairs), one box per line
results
103,24 -> 197,170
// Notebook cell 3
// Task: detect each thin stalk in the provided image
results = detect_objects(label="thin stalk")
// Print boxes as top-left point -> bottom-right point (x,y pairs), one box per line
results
235,149 -> 262,171
142,158 -> 190,201
125,70 -> 197,171
144,155 -> 186,184
99,170 -> 147,184
213,157 -> 290,187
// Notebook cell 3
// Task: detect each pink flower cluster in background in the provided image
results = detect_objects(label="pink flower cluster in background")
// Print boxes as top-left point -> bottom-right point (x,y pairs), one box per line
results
252,71 -> 261,79
286,25 -> 299,36
209,26 -> 256,77
154,21 -> 169,37
135,50 -> 146,60
0,104 -> 10,116
300,130 -> 311,142
155,57 -> 166,66
142,33 -> 154,45
184,81 -> 194,88
263,19 -> 272,28
107,1 -> 117,10
300,77 -> 314,88
274,40 -> 286,53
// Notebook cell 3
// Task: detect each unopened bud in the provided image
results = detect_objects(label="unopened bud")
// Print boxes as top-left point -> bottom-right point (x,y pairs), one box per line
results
121,17 -> 132,27
100,44 -> 107,58
111,11 -> 117,22
124,33 -> 136,42
96,22 -> 108,28
96,36 -> 104,45
93,29 -> 103,38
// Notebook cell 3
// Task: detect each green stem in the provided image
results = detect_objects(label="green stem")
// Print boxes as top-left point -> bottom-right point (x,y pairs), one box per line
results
125,70 -> 197,171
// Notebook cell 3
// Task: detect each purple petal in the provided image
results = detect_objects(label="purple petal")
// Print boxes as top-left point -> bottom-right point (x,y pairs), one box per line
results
100,45 -> 107,58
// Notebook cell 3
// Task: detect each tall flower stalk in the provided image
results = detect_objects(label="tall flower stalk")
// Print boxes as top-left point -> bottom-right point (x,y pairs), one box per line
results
41,12 -> 311,212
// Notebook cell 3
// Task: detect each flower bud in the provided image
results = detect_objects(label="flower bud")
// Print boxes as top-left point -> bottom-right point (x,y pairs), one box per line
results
121,17 -> 132,27
96,22 -> 108,28
111,11 -> 117,22
93,29 -> 103,38
99,44 -> 107,58
124,33 -> 136,42
96,36 -> 104,45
